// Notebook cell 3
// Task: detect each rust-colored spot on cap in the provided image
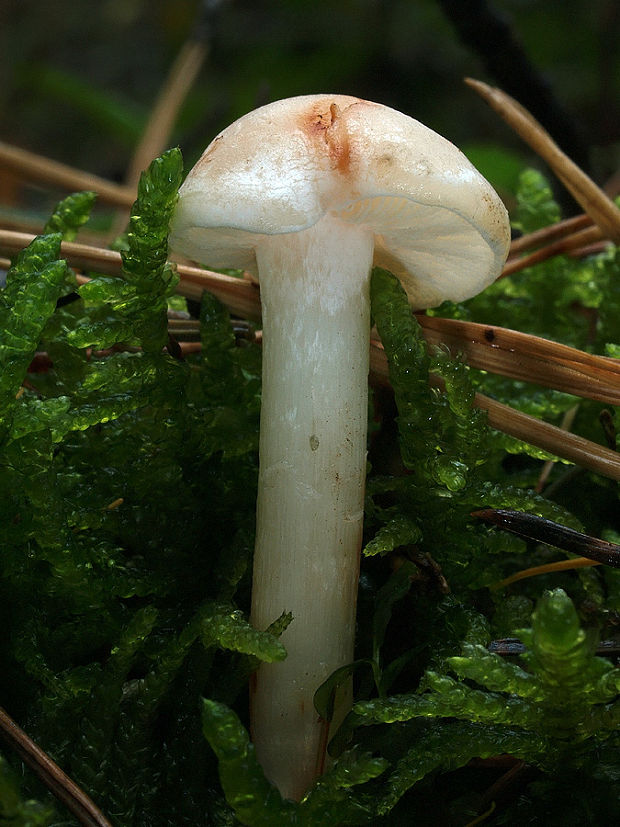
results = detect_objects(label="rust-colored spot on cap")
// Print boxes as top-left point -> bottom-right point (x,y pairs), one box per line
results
325,102 -> 352,174
301,99 -> 354,175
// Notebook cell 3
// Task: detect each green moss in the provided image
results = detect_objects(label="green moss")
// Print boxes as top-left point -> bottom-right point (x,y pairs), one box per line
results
0,159 -> 617,824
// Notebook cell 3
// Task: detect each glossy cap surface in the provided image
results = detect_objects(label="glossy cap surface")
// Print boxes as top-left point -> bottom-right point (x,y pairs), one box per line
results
171,94 -> 511,308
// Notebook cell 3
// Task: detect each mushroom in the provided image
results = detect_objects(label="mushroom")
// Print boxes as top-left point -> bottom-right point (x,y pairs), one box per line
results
170,94 -> 511,800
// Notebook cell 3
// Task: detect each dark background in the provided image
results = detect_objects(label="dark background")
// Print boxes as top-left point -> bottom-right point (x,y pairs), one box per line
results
1,0 -> 618,215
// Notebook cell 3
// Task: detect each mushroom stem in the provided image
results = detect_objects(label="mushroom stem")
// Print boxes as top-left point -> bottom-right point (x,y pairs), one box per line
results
250,216 -> 373,800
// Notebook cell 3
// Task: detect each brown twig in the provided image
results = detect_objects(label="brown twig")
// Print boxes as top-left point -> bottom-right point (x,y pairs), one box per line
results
477,760 -> 529,817
0,40 -> 205,239
492,557 -> 600,590
0,142 -> 135,208
502,225 -> 605,277
471,392 -> 620,480
3,230 -> 619,479
535,405 -> 579,493
416,316 -> 620,406
471,395 -> 620,480
176,331 -> 620,481
167,318 -> 201,338
0,705 -> 112,827
107,39 -> 207,240
124,40 -> 207,192
0,229 -> 261,321
1,126 -> 610,285
3,229 -> 619,403
370,341 -> 620,481
472,508 -> 620,566
508,214 -> 593,256
468,389 -> 620,481
465,78 -> 620,243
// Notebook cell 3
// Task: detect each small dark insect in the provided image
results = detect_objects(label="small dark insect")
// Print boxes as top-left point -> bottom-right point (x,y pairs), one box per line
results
472,508 -> 620,568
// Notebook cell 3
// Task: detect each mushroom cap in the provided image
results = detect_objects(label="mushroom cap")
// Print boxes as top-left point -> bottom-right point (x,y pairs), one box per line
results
170,94 -> 510,309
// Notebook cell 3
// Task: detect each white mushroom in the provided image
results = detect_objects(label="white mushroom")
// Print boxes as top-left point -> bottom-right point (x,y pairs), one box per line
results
170,94 -> 511,801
